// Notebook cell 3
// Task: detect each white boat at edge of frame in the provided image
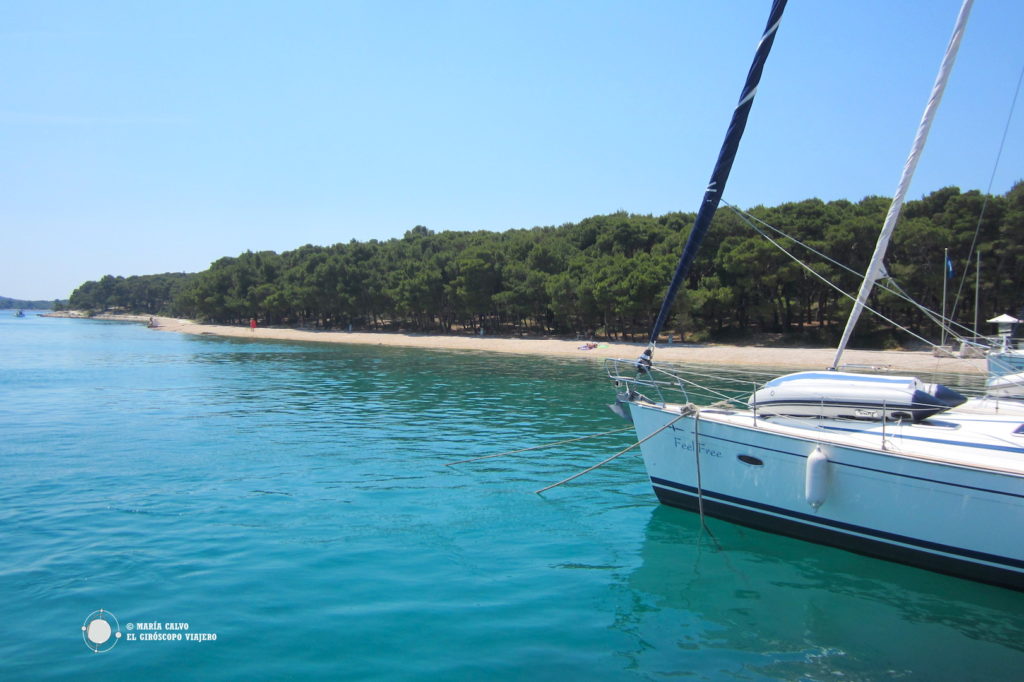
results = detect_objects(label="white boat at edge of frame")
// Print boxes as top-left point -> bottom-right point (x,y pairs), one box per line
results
608,360 -> 1024,590
986,371 -> 1024,399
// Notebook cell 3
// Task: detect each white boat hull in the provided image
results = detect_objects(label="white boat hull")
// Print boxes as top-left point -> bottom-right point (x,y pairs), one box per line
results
986,371 -> 1024,398
954,395 -> 1024,415
629,401 -> 1024,590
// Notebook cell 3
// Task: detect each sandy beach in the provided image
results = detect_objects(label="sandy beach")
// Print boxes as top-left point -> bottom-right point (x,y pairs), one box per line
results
46,311 -> 987,375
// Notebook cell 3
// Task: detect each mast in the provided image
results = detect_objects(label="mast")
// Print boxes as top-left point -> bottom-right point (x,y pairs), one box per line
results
942,247 -> 949,347
830,0 -> 973,370
974,250 -> 980,341
645,0 -> 787,358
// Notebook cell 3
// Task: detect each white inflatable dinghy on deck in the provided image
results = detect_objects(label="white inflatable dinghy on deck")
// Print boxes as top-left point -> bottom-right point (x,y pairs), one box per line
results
748,371 -> 965,421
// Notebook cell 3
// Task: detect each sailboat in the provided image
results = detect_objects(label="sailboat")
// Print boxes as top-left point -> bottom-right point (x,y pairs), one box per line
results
978,313 -> 1024,399
610,0 -> 1024,590
951,316 -> 1024,411
986,314 -> 1024,375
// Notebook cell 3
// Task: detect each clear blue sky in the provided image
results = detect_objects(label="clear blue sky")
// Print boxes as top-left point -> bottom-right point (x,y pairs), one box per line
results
3,0 -> 1022,300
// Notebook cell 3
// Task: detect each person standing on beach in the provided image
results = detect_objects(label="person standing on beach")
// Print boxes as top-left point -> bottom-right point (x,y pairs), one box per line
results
250,317 -> 257,333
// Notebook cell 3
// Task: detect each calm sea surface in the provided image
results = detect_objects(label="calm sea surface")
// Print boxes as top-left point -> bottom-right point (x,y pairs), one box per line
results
2,311 -> 1022,680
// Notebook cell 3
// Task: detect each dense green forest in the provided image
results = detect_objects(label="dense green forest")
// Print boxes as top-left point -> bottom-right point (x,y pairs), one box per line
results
1,296 -> 64,310
69,272 -> 193,317
69,184 -> 1024,346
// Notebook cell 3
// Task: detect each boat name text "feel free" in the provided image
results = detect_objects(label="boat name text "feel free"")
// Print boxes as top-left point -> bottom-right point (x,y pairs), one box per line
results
672,437 -> 722,458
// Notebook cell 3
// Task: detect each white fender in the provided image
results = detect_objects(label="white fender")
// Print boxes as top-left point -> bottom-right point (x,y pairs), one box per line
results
805,446 -> 830,510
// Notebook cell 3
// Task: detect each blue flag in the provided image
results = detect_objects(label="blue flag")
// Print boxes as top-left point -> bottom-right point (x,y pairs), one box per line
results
946,255 -> 955,280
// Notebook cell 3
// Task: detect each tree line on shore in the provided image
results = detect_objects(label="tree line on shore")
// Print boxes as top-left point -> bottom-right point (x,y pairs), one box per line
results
1,296 -> 64,310
68,184 -> 1024,346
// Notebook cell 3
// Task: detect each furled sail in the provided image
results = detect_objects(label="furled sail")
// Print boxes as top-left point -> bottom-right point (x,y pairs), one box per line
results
830,0 -> 974,369
644,0 -> 787,362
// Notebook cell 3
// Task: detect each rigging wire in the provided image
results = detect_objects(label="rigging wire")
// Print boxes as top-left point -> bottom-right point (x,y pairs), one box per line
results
721,200 -> 987,357
949,59 -> 1024,326
720,202 -> 938,348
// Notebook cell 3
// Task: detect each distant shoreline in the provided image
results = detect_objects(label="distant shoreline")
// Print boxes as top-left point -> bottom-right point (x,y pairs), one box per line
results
42,311 -> 987,375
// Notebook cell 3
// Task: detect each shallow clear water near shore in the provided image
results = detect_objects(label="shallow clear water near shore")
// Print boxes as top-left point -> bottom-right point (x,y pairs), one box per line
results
2,311 -> 1021,680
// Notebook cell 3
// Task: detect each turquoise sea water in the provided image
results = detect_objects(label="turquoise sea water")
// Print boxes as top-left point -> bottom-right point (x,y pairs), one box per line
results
2,311 -> 1022,680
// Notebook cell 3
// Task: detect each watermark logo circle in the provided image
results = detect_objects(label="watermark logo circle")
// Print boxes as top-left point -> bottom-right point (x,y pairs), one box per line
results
82,610 -> 122,653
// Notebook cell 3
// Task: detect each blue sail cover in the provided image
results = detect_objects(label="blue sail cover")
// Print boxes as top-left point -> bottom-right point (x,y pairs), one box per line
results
647,0 -> 788,350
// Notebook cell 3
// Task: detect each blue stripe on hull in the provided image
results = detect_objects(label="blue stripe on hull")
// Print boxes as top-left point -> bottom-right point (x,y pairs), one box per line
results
650,476 -> 1024,591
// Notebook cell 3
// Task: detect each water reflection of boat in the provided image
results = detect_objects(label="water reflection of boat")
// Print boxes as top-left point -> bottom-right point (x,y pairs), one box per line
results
622,507 -> 1024,679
